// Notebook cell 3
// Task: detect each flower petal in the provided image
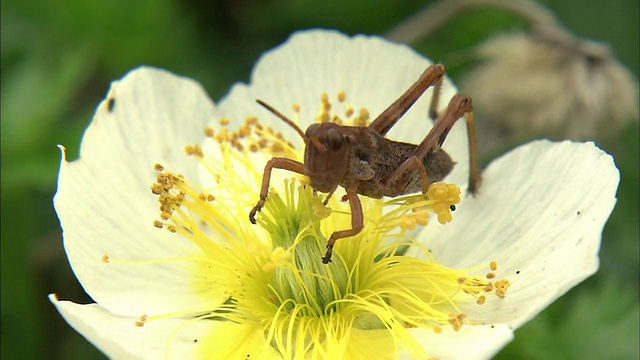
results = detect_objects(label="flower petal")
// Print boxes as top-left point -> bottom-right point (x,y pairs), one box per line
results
215,29 -> 471,187
50,294 -> 202,359
404,325 -> 513,360
54,67 -> 226,316
409,140 -> 619,328
49,294 -> 280,359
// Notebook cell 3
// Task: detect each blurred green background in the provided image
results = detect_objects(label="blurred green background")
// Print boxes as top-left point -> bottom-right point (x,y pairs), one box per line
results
1,0 -> 637,358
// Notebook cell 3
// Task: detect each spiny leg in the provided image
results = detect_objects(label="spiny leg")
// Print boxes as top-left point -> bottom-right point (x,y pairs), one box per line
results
414,94 -> 480,194
383,94 -> 480,195
423,67 -> 480,194
369,64 -> 446,136
249,157 -> 306,224
382,156 -> 432,195
463,110 -> 480,194
322,189 -> 364,264
428,71 -> 444,121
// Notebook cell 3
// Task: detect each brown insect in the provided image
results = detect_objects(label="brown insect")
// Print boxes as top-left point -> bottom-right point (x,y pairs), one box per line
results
249,64 -> 480,264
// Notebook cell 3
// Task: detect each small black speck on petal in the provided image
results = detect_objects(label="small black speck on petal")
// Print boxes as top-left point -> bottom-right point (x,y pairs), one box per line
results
107,98 -> 116,112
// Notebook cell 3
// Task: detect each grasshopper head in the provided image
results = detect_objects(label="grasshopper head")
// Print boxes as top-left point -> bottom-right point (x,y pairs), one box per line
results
303,123 -> 351,193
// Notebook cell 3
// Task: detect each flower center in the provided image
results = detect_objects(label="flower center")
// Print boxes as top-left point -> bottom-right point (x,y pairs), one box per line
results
107,91 -> 510,358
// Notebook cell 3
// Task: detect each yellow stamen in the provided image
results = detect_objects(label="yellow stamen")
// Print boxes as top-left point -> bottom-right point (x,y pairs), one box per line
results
107,91 -> 509,358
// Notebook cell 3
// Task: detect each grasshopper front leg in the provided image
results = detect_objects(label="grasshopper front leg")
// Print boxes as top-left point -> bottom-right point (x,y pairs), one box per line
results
322,188 -> 364,264
249,157 -> 306,224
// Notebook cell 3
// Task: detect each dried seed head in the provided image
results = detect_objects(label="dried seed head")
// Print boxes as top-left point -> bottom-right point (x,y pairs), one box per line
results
462,26 -> 638,154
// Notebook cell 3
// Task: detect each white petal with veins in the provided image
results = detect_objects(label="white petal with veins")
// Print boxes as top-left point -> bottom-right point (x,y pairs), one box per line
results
55,68 -> 226,316
409,140 -> 619,328
405,325 -> 514,360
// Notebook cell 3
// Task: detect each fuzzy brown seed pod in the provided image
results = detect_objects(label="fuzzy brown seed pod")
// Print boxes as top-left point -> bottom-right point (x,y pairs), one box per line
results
462,26 -> 638,153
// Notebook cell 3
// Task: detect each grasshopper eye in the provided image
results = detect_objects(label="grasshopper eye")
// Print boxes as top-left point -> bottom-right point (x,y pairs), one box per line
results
305,124 -> 320,138
326,128 -> 345,151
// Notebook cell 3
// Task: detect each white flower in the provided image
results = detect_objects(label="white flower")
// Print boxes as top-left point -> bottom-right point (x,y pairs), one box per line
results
50,29 -> 619,359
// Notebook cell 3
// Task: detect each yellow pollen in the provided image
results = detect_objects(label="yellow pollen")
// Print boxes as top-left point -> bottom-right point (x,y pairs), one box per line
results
318,111 -> 330,123
220,117 -> 230,126
238,125 -> 250,137
101,254 -> 110,263
307,90 -> 378,129
400,214 -> 418,231
359,108 -> 369,121
490,260 -> 498,271
215,128 -> 229,143
292,103 -> 300,112
204,127 -> 214,137
345,106 -> 354,118
476,295 -> 486,305
426,182 -> 461,224
270,142 -> 284,153
153,220 -> 164,229
194,145 -> 204,157
154,163 -> 164,171
494,279 -> 511,299
486,272 -> 496,279
134,315 -> 149,327
185,144 -> 204,157
378,181 -> 459,234
151,184 -> 162,195
447,313 -> 467,331
316,93 -> 335,123
413,209 -> 430,225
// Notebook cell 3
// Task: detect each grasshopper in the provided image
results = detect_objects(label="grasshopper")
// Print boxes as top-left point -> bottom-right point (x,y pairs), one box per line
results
249,64 -> 480,264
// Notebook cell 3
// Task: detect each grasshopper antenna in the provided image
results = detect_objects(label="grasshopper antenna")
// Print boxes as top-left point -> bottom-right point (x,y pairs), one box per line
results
256,99 -> 308,143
